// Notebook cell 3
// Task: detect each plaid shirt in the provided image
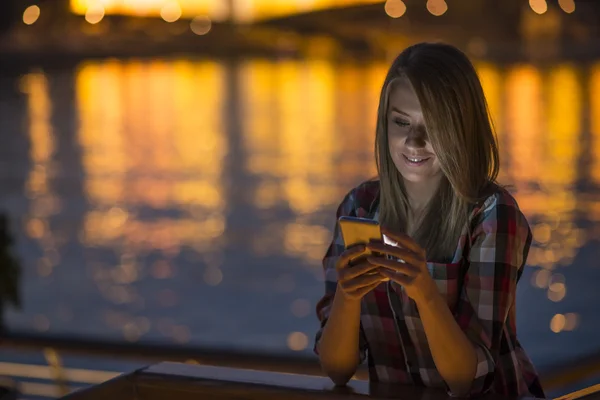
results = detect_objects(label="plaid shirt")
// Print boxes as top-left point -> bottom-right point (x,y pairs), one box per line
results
314,180 -> 545,398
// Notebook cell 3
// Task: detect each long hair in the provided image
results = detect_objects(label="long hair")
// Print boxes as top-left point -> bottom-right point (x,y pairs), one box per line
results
375,42 -> 500,262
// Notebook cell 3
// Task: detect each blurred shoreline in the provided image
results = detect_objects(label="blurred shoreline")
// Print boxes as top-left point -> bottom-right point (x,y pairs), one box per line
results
2,3 -> 600,70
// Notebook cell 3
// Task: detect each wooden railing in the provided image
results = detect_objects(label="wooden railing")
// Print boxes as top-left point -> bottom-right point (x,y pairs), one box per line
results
56,362 -> 537,400
1,331 -> 600,399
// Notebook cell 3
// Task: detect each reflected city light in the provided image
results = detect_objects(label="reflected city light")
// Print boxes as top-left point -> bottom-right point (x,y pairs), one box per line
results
591,64 -> 600,186
505,65 -> 543,188
23,5 -> 41,25
12,51 -> 600,346
203,267 -> 223,286
533,223 -> 551,244
190,16 -> 211,35
546,64 -> 580,189
21,72 -> 62,281
335,63 -> 382,179
551,314 -> 566,333
475,62 -> 503,177
475,62 -> 502,134
564,313 -> 579,331
504,63 -> 582,270
552,313 -> 580,333
74,59 -> 229,314
532,269 -> 551,288
529,0 -> 548,15
152,260 -> 174,279
161,1 -> 182,22
85,4 -> 105,24
426,0 -> 447,16
287,331 -> 308,351
284,223 -> 331,262
123,322 -> 142,342
384,0 -> 406,18
558,0 -> 576,14
76,60 -> 227,252
240,60 -> 340,215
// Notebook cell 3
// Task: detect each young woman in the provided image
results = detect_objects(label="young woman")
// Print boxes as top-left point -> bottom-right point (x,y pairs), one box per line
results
314,43 -> 545,398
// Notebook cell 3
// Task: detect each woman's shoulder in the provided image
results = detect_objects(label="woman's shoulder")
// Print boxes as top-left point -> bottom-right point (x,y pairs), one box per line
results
337,179 -> 381,218
471,183 -> 530,231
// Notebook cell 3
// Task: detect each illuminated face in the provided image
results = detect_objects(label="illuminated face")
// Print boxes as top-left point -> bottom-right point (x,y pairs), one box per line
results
386,76 -> 443,187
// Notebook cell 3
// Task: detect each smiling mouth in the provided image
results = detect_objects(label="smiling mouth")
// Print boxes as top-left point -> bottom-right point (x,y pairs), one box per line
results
402,154 -> 431,166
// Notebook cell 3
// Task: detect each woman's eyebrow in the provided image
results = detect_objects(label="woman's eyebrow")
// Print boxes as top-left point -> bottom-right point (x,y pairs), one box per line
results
390,107 -> 411,117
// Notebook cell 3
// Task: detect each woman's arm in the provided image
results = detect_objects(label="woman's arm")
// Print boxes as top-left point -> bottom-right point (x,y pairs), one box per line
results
317,288 -> 364,384
415,285 -> 478,396
314,187 -> 382,385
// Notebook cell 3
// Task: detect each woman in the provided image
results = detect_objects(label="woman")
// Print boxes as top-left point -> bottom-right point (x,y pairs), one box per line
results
314,42 -> 545,398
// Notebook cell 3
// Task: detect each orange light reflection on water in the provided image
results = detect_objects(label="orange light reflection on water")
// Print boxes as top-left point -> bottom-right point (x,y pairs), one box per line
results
76,60 -> 227,252
20,56 -> 600,340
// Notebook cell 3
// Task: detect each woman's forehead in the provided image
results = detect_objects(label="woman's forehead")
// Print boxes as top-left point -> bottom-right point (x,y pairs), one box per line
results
387,76 -> 422,115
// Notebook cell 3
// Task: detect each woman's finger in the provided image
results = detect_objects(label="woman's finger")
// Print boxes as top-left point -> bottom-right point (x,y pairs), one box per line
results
336,245 -> 367,271
341,272 -> 385,292
380,269 -> 414,286
366,256 -> 420,276
366,243 -> 421,264
338,261 -> 381,282
345,280 -> 383,299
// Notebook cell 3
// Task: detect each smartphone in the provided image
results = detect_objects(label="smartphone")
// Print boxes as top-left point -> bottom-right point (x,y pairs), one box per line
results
338,216 -> 389,281
338,216 -> 382,249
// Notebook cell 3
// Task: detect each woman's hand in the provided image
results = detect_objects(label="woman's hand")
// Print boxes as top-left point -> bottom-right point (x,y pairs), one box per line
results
336,244 -> 386,302
365,229 -> 438,306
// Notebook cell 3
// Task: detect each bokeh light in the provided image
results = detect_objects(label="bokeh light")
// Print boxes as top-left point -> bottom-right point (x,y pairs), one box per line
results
85,4 -> 105,24
384,0 -> 406,18
287,332 -> 308,351
533,223 -> 552,244
551,314 -> 566,333
203,266 -> 223,286
558,0 -> 576,13
161,1 -> 182,22
547,274 -> 567,302
532,268 -> 551,288
190,16 -> 212,35
426,0 -> 447,16
564,313 -> 580,331
529,0 -> 548,14
23,5 -> 41,25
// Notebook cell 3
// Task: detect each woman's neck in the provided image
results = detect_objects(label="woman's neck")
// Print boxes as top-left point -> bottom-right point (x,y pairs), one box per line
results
404,178 -> 440,213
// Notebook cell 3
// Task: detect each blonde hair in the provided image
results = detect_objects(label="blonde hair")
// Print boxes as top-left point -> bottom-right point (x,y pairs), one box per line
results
375,42 -> 500,261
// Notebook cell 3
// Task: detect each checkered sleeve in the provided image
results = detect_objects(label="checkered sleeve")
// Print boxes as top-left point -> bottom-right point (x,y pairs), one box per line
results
313,189 -> 368,364
452,193 -> 532,397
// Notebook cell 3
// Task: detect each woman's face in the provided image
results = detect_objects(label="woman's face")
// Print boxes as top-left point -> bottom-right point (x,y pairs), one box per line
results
387,76 -> 443,188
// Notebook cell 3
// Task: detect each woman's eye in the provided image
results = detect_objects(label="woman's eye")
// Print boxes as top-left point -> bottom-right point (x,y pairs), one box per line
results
393,117 -> 409,127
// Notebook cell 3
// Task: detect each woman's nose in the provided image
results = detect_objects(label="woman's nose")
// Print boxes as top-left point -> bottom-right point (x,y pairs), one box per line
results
405,125 -> 428,148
